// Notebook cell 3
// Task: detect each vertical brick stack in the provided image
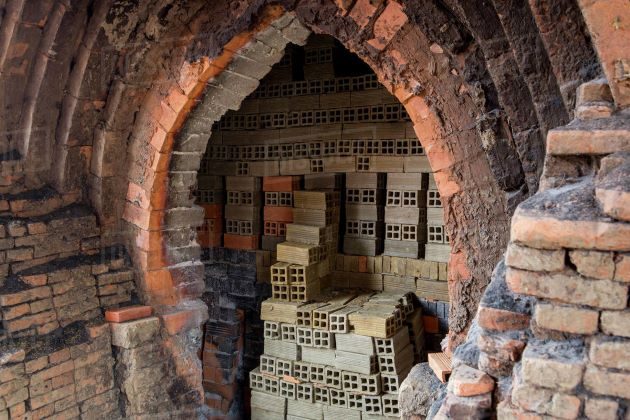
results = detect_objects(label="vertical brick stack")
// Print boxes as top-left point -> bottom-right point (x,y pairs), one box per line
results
272,190 -> 340,302
196,174 -> 224,248
262,176 -> 300,251
383,173 -> 428,259
251,290 -> 424,419
343,173 -> 385,257
224,176 -> 262,250
424,174 -> 449,263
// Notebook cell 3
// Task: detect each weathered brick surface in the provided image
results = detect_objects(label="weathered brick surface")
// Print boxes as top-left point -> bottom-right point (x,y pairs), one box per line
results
534,302 -> 598,335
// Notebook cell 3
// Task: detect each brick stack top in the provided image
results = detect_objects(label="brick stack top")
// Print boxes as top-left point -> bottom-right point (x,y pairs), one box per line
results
253,289 -> 424,419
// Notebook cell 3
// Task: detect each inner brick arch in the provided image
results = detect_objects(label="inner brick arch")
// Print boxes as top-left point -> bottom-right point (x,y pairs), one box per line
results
118,2 -> 510,357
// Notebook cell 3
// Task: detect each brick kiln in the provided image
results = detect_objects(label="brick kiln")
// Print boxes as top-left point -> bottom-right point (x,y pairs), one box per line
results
0,0 -> 628,419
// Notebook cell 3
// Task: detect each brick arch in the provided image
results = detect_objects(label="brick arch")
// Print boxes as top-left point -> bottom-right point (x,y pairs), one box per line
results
118,2 -> 509,353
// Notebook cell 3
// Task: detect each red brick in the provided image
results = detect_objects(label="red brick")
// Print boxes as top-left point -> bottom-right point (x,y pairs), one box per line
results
203,204 -> 223,219
105,305 -> 153,323
223,234 -> 259,250
48,348 -> 71,365
423,315 -> 439,333
370,1 -> 408,50
358,256 -> 368,273
348,0 -> 379,28
20,273 -> 47,286
264,206 -> 293,222
161,308 -> 205,335
478,306 -> 530,332
262,176 -> 300,192
448,365 -> 494,397
198,230 -> 222,248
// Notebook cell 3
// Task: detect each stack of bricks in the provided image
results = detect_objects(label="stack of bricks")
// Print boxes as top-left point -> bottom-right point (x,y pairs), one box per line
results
262,176 -> 300,251
343,173 -> 385,257
250,290 -> 423,419
424,174 -> 449,263
196,174 -> 224,248
223,176 -> 261,250
272,190 -> 340,302
383,173 -> 428,259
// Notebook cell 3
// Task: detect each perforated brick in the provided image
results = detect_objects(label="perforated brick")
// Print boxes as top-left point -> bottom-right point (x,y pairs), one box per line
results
346,220 -> 360,236
360,221 -> 378,238
271,262 -> 290,284
272,282 -> 289,300
338,140 -> 352,155
310,363 -> 326,384
250,368 -> 265,392
352,140 -> 366,155
237,162 -> 249,175
226,219 -> 240,234
276,358 -> 293,377
329,388 -> 347,408
402,191 -> 418,207
265,192 -> 279,206
260,354 -> 277,375
357,157 -> 370,172
313,329 -> 334,349
342,371 -> 361,392
363,395 -> 382,415
382,394 -> 399,417
297,306 -> 314,327
264,321 -> 280,339
267,144 -> 280,159
428,225 -> 445,244
325,366 -> 342,389
294,143 -> 309,158
381,139 -> 395,155
291,282 -> 318,302
347,393 -> 363,410
346,189 -> 360,204
360,373 -> 381,395
281,144 -> 293,159
329,307 -> 356,333
386,224 -> 401,240
311,159 -> 324,173
427,189 -> 441,207
297,327 -> 313,347
263,375 -> 279,395
279,192 -> 293,207
280,379 -> 296,399
314,386 -> 330,404
360,189 -> 378,204
323,140 -> 337,156
280,323 -> 296,342
239,220 -> 255,235
296,382 -> 314,402
396,139 -> 410,155
381,374 -> 403,394
387,190 -> 402,206
293,361 -> 310,382
385,104 -> 400,121
401,224 -> 419,242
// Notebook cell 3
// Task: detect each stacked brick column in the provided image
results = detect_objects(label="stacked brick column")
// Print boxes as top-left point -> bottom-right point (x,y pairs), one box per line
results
224,176 -> 261,251
424,174 -> 449,263
384,173 -> 428,259
262,176 -> 300,251
196,174 -> 224,248
344,173 -> 385,257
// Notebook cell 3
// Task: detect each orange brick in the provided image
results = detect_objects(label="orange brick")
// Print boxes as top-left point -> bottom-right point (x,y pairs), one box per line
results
105,305 -> 153,323
161,308 -> 204,335
223,234 -> 259,250
423,315 -> 439,333
264,206 -> 293,222
358,256 -> 368,273
198,231 -> 223,248
263,176 -> 301,192
203,204 -> 223,219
